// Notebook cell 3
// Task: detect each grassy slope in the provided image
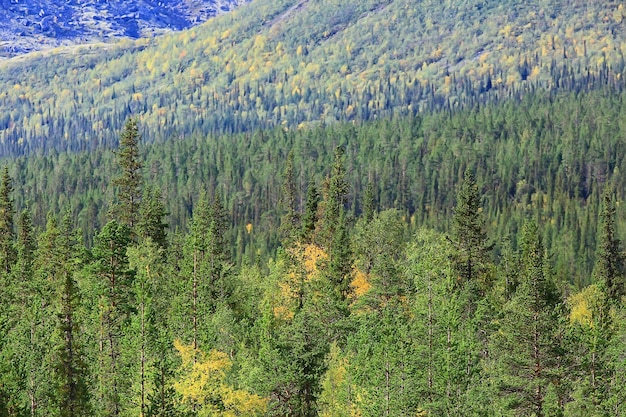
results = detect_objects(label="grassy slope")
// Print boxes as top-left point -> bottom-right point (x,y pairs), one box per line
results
0,0 -> 625,153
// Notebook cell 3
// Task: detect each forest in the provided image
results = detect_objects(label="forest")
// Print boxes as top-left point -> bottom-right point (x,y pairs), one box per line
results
1,89 -> 626,415
2,1 -> 626,416
1,0 -> 626,155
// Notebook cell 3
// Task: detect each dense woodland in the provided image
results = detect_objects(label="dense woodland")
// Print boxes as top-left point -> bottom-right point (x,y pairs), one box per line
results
1,93 -> 626,415
8,88 -> 626,287
3,1 -> 626,414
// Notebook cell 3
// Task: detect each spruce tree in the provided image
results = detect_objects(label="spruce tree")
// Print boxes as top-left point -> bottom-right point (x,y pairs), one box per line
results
91,220 -> 133,417
55,213 -> 90,417
490,221 -> 562,417
280,151 -> 300,242
136,185 -> 168,249
320,146 -> 349,249
594,188 -> 624,302
362,181 -> 375,223
300,180 -> 319,244
327,208 -> 352,305
113,118 -> 143,229
451,170 -> 491,292
0,166 -> 16,275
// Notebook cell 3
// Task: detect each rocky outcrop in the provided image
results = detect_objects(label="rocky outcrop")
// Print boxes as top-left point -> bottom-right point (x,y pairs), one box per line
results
0,0 -> 249,57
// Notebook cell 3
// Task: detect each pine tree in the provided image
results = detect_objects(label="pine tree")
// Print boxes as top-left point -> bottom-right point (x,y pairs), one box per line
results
113,118 -> 143,229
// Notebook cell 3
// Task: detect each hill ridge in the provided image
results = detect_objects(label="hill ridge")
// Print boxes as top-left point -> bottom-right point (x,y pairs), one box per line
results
0,0 -> 250,57
0,0 -> 625,156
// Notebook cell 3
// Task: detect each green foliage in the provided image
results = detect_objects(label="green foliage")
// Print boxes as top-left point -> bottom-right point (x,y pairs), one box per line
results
136,185 -> 168,249
0,166 -> 16,275
279,150 -> 300,244
3,85 -> 626,415
90,220 -> 134,416
1,0 -> 626,155
451,170 -> 492,288
594,187 -> 625,302
488,221 -> 564,417
319,146 -> 349,249
300,180 -> 319,244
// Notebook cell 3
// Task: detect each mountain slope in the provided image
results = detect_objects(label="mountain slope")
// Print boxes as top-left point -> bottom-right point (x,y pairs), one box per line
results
0,0 -> 249,57
0,0 -> 625,155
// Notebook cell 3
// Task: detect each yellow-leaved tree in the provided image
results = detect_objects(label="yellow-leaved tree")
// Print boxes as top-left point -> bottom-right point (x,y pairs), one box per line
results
173,339 -> 267,416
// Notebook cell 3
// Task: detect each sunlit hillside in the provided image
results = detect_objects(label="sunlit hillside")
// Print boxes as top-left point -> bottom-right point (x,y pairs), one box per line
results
0,0 -> 625,155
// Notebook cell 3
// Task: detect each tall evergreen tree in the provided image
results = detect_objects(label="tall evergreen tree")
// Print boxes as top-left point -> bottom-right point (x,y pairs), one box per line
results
300,180 -> 319,244
257,254 -> 329,417
15,209 -> 35,288
127,238 -> 164,417
489,221 -> 563,417
326,208 -> 352,306
450,170 -> 492,293
0,166 -> 16,275
91,220 -> 134,417
113,118 -> 143,229
136,185 -> 168,249
594,188 -> 624,302
280,151 -> 300,242
206,192 -> 231,305
320,146 -> 349,249
362,181 -> 376,223
54,213 -> 90,417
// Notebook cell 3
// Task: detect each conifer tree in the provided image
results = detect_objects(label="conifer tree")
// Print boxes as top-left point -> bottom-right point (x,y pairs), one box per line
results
362,181 -> 376,223
320,146 -> 349,249
0,166 -> 16,275
113,118 -> 143,229
182,192 -> 232,351
0,209 -> 34,417
54,213 -> 90,417
300,180 -> 319,244
594,188 -> 624,302
127,238 -> 163,417
15,209 -> 35,288
91,220 -> 133,417
327,208 -> 352,306
490,221 -> 562,417
451,170 -> 492,293
280,151 -> 300,242
136,185 -> 168,249
207,192 -> 231,304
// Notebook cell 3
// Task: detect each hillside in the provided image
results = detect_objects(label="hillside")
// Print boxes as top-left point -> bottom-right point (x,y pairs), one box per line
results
2,88 -> 626,416
0,0 -> 625,155
5,88 -> 626,288
0,0 -> 250,57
